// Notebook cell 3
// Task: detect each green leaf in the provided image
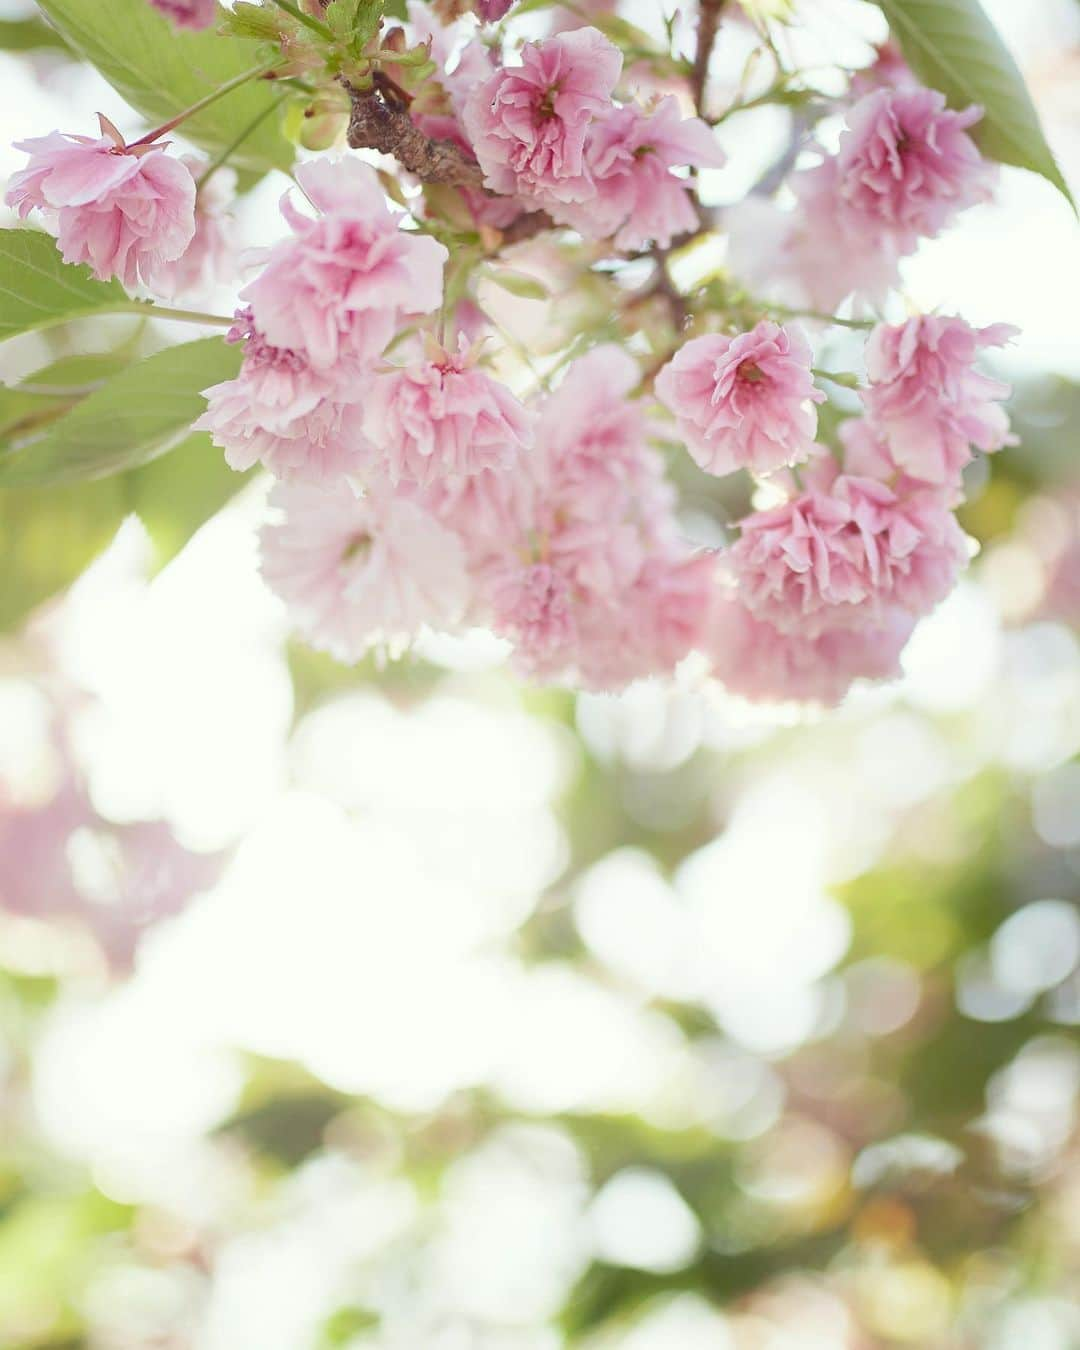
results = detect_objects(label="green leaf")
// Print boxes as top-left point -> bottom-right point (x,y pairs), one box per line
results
34,0 -> 293,179
0,338 -> 241,485
0,349 -> 141,444
875,0 -> 1074,209
0,229 -> 128,345
483,267 -> 550,301
0,17 -> 71,51
0,477 -> 127,629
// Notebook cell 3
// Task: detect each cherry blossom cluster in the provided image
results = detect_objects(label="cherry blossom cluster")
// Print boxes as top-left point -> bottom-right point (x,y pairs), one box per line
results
3,8 -> 1021,705
731,43 -> 997,312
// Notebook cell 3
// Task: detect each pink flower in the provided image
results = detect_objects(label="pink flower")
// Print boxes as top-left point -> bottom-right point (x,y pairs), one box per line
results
491,562 -> 578,674
5,123 -> 195,289
553,97 -> 723,249
261,482 -> 470,661
145,157 -> 235,300
849,40 -> 916,99
836,87 -> 995,251
195,310 -> 370,483
729,458 -> 969,635
706,593 -> 915,705
242,157 -> 448,371
655,321 -> 825,478
862,315 -> 1018,485
461,27 -> 622,206
727,161 -> 902,313
361,341 -> 534,488
147,0 -> 216,30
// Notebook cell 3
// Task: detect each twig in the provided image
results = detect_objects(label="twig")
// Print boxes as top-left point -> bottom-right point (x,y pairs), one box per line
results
690,0 -> 725,119
345,79 -> 485,190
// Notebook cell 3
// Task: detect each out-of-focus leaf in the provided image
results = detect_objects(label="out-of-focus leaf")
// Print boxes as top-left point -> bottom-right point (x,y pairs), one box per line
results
0,230 -> 128,345
0,338 -> 240,485
483,267 -> 550,301
0,477 -> 125,629
33,0 -> 293,179
0,17 -> 71,51
125,429 -> 252,568
875,0 -> 1074,208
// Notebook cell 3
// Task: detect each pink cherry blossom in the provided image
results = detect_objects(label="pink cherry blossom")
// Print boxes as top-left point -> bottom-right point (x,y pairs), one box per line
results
862,315 -> 1018,485
361,342 -> 534,488
242,157 -> 448,371
195,310 -> 370,483
836,87 -> 995,252
491,562 -> 578,675
145,158 -> 235,300
261,482 -> 470,661
727,161 -> 903,313
655,321 -> 825,478
147,0 -> 217,30
5,126 -> 195,289
729,458 -> 969,635
553,97 -> 723,250
461,27 -> 622,206
706,593 -> 915,706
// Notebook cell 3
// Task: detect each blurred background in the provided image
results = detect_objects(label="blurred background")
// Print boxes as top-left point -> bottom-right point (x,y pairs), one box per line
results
1,1 -> 1080,1346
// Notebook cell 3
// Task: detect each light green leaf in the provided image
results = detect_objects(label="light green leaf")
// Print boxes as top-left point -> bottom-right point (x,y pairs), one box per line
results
0,17 -> 71,51
0,338 -> 241,485
483,268 -> 549,301
34,0 -> 292,179
0,229 -> 128,344
876,0 -> 1074,208
0,349 -> 139,444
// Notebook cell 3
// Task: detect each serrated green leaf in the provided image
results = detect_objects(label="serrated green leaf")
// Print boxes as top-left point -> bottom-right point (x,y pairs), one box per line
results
483,268 -> 550,301
876,0 -> 1074,209
0,229 -> 128,344
34,0 -> 293,180
0,338 -> 241,485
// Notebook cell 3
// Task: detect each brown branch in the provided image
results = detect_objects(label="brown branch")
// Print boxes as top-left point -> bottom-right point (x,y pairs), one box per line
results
345,79 -> 485,190
690,0 -> 725,118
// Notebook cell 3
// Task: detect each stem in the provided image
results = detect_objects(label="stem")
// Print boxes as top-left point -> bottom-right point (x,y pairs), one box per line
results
195,93 -> 288,191
125,303 -> 235,326
127,62 -> 282,148
771,304 -> 874,331
690,0 -> 725,118
813,367 -> 862,389
267,0 -> 333,39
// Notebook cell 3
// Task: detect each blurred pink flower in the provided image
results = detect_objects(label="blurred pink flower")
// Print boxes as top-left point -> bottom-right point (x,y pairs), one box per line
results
243,157 -> 448,371
655,321 -> 824,478
260,482 -> 469,661
554,96 -> 723,250
491,562 -> 578,672
727,161 -> 903,313
862,315 -> 1018,485
706,593 -> 915,705
462,27 -> 621,206
196,310 -> 369,482
147,0 -> 216,30
729,459 -> 968,635
836,87 -> 995,251
5,125 -> 195,289
362,342 -> 534,488
145,157 -> 235,300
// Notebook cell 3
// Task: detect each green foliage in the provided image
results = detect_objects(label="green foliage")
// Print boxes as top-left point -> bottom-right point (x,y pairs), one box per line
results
482,267 -> 551,301
876,0 -> 1075,208
0,230 -> 127,344
0,17 -> 72,51
0,339 -> 241,485
33,0 -> 292,179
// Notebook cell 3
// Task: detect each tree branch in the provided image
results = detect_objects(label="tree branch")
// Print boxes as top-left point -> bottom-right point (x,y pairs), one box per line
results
345,77 -> 486,190
690,0 -> 725,118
